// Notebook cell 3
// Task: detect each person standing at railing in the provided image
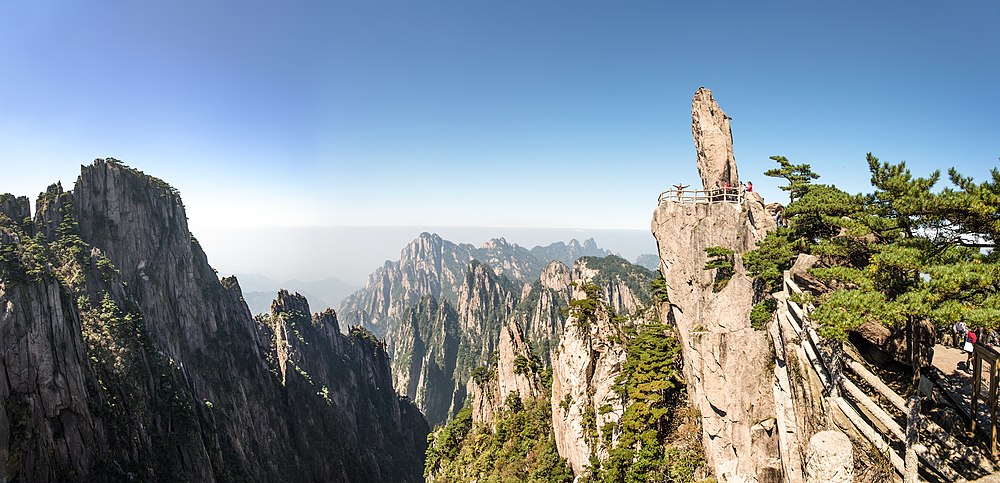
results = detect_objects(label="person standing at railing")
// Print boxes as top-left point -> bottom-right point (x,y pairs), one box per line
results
746,181 -> 753,193
673,183 -> 689,201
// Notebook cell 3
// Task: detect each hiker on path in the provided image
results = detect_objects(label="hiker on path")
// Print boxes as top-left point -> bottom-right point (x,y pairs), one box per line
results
965,329 -> 978,368
954,321 -> 968,348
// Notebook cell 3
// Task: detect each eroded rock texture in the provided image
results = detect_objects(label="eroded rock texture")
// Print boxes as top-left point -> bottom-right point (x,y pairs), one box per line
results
0,159 -> 428,482
692,87 -> 740,190
652,90 -> 782,481
467,320 -> 543,426
547,258 -> 653,475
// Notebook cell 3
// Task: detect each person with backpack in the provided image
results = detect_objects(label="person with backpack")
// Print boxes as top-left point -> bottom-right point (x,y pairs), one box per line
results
965,329 -> 978,368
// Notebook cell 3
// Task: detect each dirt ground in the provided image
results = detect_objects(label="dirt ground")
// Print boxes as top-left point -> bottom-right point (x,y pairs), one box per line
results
934,343 -> 974,376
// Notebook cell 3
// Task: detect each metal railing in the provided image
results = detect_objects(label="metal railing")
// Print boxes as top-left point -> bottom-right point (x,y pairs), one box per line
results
657,188 -> 745,205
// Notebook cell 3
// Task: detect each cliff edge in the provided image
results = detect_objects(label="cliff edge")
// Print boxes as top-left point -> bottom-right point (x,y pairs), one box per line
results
651,88 -> 780,482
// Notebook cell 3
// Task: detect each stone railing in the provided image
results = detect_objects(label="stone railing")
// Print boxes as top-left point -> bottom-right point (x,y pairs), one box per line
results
657,188 -> 744,205
773,272 -> 990,482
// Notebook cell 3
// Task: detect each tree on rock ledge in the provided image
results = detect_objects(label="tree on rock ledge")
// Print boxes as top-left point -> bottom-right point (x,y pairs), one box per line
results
745,153 -> 1000,389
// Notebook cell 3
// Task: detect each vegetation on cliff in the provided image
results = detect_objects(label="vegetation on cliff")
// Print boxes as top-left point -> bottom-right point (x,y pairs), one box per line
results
586,323 -> 708,482
1,160 -> 430,482
424,399 -> 573,482
745,154 -> 1000,383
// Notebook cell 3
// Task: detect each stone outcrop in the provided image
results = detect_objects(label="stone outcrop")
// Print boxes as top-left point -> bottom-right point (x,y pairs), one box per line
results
387,260 -> 517,426
467,320 -> 543,425
348,227 -> 634,427
546,257 -> 655,475
652,90 -> 781,481
450,255 -> 653,468
550,301 -> 628,476
692,87 -> 739,190
0,159 -> 428,482
388,296 -> 462,427
805,431 -> 853,483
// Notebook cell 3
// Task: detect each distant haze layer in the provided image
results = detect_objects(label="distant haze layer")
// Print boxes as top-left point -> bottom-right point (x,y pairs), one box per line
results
199,226 -> 658,285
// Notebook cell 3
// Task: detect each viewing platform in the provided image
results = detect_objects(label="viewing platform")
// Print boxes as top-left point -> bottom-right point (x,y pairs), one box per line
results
657,187 -> 745,205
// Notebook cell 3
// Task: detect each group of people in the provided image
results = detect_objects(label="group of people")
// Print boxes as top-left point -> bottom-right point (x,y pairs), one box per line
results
950,321 -> 999,368
709,180 -> 752,202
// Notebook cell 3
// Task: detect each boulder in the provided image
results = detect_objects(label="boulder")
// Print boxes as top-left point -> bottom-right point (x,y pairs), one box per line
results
805,430 -> 853,483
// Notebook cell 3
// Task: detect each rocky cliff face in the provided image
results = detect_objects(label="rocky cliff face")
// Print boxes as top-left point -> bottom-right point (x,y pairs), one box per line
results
550,297 -> 629,476
692,87 -> 739,190
515,260 -> 573,357
543,257 -> 655,475
467,320 -> 543,426
340,234 -> 539,339
340,232 -> 621,426
259,291 -> 428,482
387,260 -> 517,427
0,159 -> 427,482
339,234 -> 610,339
651,89 -> 781,481
388,296 -> 462,428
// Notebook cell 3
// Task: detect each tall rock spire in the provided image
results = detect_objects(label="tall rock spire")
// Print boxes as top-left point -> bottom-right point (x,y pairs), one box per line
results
692,87 -> 740,190
653,90 -> 781,481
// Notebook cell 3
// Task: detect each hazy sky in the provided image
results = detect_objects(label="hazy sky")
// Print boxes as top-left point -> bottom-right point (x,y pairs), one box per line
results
2,1 -> 998,277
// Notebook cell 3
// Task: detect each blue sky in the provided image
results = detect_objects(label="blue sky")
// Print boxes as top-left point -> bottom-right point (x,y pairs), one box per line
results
2,0 -> 998,238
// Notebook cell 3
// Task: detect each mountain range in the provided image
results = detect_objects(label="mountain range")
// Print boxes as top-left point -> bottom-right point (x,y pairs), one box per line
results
234,273 -> 359,315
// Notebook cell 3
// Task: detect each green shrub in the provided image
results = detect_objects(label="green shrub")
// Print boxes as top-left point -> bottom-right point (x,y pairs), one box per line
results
704,246 -> 735,292
750,298 -> 778,330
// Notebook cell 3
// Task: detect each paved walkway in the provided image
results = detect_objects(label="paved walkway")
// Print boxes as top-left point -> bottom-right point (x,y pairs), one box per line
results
934,343 -> 973,376
931,343 -> 998,434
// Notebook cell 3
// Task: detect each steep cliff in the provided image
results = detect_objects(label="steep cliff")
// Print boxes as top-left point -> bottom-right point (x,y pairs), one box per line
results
0,159 -> 427,482
342,232 -> 616,426
426,256 -> 659,481
388,260 -> 516,426
466,320 -> 543,426
651,89 -> 781,481
339,233 -> 611,339
514,260 -> 573,360
258,291 -> 428,482
388,296 -> 462,428
692,86 -> 739,189
339,234 -> 539,339
550,283 -> 630,476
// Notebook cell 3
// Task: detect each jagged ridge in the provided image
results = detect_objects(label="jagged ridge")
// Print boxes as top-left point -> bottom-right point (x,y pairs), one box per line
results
0,159 -> 427,482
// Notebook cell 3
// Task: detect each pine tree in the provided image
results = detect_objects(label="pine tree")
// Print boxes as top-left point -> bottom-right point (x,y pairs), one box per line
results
763,155 -> 821,203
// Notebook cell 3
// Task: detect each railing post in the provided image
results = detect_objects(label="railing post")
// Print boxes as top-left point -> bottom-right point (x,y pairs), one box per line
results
991,359 -> 999,455
904,394 -> 920,483
972,348 -> 982,434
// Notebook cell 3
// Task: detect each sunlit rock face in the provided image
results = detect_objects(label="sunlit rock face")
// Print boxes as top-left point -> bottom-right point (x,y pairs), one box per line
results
0,159 -> 428,482
692,87 -> 740,190
653,89 -> 782,481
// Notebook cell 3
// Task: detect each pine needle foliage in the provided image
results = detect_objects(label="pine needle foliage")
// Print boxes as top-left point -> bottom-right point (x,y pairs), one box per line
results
424,400 -> 573,482
586,324 -> 706,483
745,153 -> 1000,370
703,246 -> 734,292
